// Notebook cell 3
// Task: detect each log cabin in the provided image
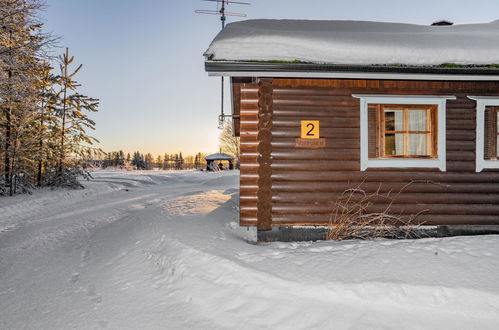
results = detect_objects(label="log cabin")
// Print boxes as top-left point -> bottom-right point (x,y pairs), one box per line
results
204,19 -> 499,241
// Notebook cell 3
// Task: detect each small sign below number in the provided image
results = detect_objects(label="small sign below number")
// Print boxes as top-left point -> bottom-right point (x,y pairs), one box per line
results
295,138 -> 326,149
301,120 -> 320,139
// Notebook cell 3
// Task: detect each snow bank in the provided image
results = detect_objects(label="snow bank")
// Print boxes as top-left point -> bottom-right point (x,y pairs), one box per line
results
204,19 -> 499,66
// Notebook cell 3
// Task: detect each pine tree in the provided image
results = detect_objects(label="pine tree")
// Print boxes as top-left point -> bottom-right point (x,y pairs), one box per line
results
118,150 -> 124,167
144,153 -> 153,170
34,64 -> 59,186
181,153 -> 184,170
195,152 -> 205,170
53,48 -> 99,179
132,151 -> 141,170
113,152 -> 120,167
155,155 -> 161,168
163,153 -> 169,169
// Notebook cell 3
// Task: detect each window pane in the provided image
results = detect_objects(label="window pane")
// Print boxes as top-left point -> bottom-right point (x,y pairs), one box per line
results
385,133 -> 404,156
385,110 -> 403,131
408,133 -> 429,156
408,110 -> 427,131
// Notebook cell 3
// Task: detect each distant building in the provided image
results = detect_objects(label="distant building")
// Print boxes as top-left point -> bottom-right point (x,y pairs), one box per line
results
205,153 -> 234,171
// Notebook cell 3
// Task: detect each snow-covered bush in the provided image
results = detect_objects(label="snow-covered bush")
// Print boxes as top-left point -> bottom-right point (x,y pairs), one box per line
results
44,167 -> 92,189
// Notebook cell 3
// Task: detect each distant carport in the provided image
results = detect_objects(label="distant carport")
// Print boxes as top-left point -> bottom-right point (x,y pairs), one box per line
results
205,153 -> 234,171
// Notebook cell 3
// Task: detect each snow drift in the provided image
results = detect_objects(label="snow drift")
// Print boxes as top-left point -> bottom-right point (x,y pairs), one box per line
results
1,170 -> 499,329
204,19 -> 499,66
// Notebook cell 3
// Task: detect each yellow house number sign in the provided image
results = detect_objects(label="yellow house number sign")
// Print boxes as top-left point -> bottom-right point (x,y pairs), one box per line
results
301,120 -> 320,139
296,120 -> 326,148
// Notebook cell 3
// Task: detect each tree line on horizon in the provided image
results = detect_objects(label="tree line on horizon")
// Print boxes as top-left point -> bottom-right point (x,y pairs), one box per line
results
95,151 -> 209,171
1,0 -> 99,196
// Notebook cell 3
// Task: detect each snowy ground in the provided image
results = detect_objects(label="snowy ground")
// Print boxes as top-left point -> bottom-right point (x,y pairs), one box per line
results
1,170 -> 498,330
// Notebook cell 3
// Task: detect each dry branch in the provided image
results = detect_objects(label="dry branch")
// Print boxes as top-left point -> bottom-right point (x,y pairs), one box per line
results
327,182 -> 428,240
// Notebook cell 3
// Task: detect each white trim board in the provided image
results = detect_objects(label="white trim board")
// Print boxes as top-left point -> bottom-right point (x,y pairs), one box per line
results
468,96 -> 499,172
352,94 -> 456,171
208,71 -> 499,81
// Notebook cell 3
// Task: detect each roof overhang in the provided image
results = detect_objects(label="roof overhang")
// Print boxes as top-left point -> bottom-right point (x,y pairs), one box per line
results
205,61 -> 499,81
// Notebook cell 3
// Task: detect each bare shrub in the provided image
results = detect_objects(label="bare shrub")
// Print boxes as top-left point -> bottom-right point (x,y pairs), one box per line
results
327,182 -> 428,240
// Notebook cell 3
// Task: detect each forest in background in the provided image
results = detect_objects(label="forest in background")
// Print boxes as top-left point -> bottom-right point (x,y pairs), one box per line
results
1,0 -> 99,195
95,151 -> 208,171
98,121 -> 241,171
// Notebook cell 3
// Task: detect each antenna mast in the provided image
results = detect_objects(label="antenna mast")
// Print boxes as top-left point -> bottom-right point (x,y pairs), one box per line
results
196,0 -> 250,129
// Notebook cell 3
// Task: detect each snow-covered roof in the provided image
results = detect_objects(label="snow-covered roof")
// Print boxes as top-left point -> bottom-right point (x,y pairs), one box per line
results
204,19 -> 499,66
205,153 -> 234,161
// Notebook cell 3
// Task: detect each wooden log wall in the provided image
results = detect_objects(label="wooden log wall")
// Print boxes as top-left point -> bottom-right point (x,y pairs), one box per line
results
236,78 -> 499,228
256,79 -> 273,230
236,79 -> 259,226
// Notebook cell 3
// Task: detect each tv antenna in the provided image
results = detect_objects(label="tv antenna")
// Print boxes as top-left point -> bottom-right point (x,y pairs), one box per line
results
196,0 -> 250,129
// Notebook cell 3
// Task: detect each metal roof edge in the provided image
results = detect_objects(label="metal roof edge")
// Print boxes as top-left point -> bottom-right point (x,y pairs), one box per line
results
205,61 -> 499,80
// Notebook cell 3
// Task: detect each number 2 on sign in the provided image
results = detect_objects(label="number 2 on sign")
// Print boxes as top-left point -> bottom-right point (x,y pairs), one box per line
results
301,120 -> 320,139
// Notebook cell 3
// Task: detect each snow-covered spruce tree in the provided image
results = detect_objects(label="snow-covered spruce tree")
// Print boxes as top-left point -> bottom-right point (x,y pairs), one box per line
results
48,48 -> 99,188
0,0 -> 52,195
132,151 -> 144,170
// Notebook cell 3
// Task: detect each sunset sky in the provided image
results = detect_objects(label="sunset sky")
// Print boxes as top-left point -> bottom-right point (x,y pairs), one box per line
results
42,0 -> 499,156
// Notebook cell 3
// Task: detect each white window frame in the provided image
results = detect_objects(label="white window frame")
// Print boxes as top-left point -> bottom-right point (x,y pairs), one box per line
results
468,96 -> 499,172
352,94 -> 456,171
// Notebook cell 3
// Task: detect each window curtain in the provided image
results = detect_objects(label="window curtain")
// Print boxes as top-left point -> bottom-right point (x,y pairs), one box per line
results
394,111 -> 404,155
408,110 -> 427,155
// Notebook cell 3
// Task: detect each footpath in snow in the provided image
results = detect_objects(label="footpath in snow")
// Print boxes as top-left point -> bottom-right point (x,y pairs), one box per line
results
0,170 -> 498,329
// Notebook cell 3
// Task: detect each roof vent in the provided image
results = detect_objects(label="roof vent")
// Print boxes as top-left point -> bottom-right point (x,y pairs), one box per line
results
431,20 -> 454,26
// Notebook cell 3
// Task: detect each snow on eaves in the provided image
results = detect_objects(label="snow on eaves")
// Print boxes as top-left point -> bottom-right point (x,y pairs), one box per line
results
204,19 -> 499,66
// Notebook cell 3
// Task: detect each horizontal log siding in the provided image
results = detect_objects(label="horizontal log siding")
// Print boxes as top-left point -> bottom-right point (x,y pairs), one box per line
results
239,83 -> 259,225
265,78 -> 499,227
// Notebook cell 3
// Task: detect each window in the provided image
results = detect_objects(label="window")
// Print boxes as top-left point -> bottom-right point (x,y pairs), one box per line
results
380,105 -> 437,158
353,95 -> 455,171
484,107 -> 499,160
468,96 -> 499,172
